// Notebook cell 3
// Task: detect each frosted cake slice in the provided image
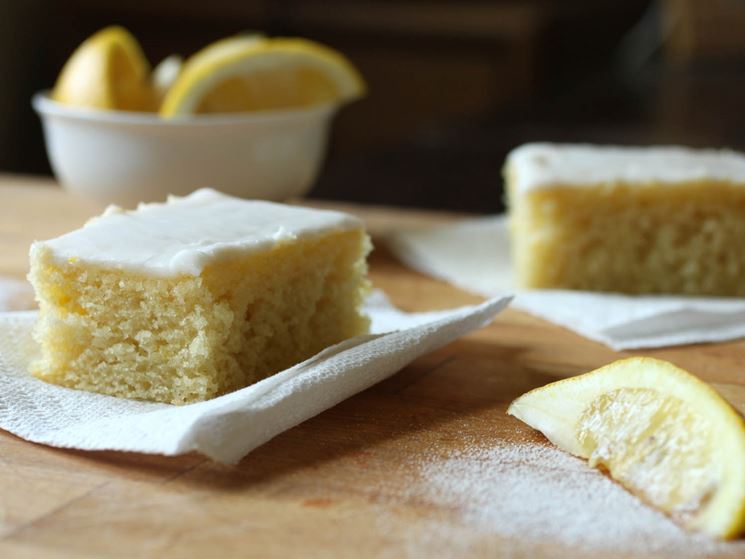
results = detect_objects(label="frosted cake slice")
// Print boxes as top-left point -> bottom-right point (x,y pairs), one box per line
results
29,188 -> 371,404
505,143 -> 745,295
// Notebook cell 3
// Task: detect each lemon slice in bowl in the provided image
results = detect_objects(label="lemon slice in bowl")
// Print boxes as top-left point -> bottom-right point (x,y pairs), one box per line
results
152,54 -> 183,102
159,37 -> 366,117
508,357 -> 745,539
52,26 -> 155,111
152,34 -> 265,101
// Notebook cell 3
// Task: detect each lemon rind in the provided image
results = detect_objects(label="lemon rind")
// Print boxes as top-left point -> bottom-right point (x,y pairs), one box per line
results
159,37 -> 366,117
52,26 -> 152,111
508,357 -> 745,539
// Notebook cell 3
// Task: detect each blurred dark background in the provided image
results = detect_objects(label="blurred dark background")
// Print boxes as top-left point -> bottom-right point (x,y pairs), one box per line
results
2,0 -> 745,212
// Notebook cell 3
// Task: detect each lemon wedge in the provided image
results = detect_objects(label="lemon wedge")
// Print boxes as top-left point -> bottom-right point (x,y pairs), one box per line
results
52,26 -> 155,111
152,54 -> 183,102
152,34 -> 264,102
508,357 -> 745,539
159,37 -> 365,117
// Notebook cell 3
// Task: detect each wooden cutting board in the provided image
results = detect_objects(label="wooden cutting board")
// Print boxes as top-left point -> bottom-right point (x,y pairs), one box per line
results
0,176 -> 743,558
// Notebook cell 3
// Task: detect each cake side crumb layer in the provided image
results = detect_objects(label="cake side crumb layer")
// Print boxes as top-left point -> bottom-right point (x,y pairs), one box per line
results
510,181 -> 745,295
29,228 -> 371,404
201,228 -> 371,390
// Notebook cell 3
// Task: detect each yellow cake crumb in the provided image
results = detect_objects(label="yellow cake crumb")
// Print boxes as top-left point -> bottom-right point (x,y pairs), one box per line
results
28,190 -> 371,404
506,143 -> 745,295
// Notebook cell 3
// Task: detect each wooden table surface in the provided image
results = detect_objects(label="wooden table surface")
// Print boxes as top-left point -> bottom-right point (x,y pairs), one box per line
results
1,176 -> 744,558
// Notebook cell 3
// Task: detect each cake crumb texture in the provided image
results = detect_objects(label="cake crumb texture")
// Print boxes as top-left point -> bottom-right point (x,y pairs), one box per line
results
29,228 -> 371,404
507,144 -> 745,295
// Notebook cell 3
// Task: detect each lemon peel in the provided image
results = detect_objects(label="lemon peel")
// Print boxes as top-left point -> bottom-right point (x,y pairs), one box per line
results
508,357 -> 745,539
160,37 -> 365,117
52,26 -> 155,111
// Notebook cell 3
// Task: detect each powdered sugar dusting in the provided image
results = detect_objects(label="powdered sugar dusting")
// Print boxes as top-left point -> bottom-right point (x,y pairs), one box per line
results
384,438 -> 744,557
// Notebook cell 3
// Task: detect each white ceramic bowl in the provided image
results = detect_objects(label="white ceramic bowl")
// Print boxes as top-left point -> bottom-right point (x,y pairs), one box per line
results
33,93 -> 338,207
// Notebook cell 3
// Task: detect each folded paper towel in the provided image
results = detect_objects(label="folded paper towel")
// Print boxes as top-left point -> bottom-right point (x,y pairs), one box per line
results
0,290 -> 509,464
0,277 -> 35,312
386,216 -> 745,350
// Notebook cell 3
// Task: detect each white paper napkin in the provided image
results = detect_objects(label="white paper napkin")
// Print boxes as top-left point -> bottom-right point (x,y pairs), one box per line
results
0,290 -> 509,464
0,277 -> 35,312
386,216 -> 745,350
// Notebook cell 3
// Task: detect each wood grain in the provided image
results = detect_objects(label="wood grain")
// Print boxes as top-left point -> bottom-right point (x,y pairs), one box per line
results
0,178 -> 743,558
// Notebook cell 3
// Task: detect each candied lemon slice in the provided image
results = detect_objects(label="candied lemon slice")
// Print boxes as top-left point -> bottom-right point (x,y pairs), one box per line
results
52,26 -> 155,111
159,37 -> 365,117
508,357 -> 745,539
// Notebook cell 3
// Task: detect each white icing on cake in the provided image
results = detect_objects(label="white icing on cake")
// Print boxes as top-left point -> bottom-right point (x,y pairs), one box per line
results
32,188 -> 362,277
507,143 -> 745,194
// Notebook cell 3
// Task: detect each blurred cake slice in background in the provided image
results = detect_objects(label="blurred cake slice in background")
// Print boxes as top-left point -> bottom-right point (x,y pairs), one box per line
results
505,143 -> 745,295
28,188 -> 371,404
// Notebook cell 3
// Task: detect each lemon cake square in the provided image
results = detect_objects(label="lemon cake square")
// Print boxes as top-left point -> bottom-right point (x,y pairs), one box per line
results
28,188 -> 371,404
505,143 -> 745,295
